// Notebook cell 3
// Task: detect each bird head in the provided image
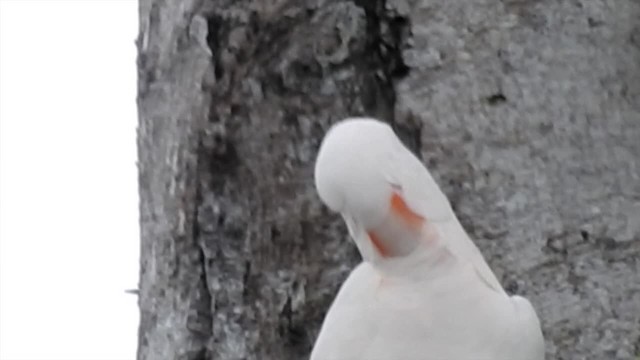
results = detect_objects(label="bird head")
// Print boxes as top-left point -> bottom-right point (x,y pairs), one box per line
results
314,118 -> 445,263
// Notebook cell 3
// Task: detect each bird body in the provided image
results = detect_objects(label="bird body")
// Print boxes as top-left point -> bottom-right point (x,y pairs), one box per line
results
311,118 -> 544,360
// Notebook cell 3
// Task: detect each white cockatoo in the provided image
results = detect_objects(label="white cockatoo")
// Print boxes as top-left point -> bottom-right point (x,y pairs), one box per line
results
310,118 -> 544,360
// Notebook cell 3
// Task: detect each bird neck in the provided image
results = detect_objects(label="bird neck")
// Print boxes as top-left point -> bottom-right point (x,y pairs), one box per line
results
368,222 -> 458,281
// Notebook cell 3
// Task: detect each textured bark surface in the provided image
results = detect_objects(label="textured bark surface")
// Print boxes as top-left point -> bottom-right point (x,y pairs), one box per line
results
136,0 -> 640,359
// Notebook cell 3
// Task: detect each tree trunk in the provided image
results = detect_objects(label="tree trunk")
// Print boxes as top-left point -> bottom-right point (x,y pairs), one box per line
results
136,0 -> 640,359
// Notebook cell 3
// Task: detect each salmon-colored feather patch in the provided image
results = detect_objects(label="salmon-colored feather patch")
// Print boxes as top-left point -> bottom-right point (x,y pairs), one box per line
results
390,192 -> 426,229
368,230 -> 390,258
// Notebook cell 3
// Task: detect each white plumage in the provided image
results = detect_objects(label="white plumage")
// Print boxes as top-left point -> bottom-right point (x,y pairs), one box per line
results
311,118 -> 544,360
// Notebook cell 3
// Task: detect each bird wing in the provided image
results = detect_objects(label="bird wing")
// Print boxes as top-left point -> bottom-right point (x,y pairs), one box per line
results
507,295 -> 546,360
310,262 -> 379,360
386,144 -> 505,294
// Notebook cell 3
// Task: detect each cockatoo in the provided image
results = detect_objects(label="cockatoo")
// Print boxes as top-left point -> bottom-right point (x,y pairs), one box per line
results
310,118 -> 544,360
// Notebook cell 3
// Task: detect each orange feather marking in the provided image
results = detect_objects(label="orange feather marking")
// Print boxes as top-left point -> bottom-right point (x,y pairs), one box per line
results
367,230 -> 390,258
390,192 -> 426,229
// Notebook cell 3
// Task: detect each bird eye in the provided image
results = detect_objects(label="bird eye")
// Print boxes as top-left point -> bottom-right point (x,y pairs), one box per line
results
389,182 -> 402,192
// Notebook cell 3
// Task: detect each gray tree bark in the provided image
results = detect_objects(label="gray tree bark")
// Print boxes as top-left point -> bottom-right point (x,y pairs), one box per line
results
136,0 -> 640,359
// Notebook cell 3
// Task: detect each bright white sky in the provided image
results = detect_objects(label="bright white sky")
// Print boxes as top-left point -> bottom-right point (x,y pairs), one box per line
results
0,1 -> 139,359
